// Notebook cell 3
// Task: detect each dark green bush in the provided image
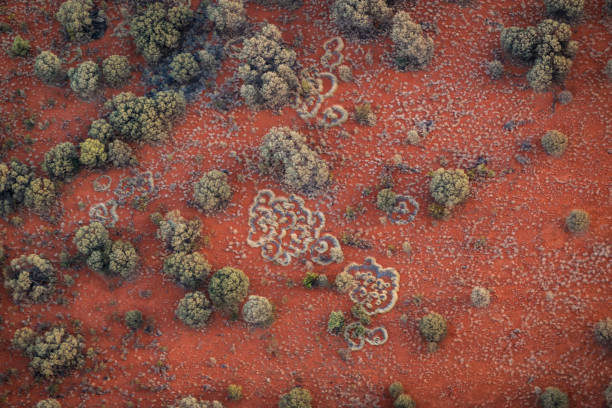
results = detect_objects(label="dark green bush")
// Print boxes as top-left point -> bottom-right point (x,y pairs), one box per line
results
227,384 -> 243,401
170,52 -> 201,84
68,61 -> 101,98
429,168 -> 470,209
207,0 -> 246,36
278,387 -> 312,408
43,142 -> 79,180
24,178 -> 57,214
419,312 -> 447,343
34,51 -> 65,85
394,394 -> 416,408
125,310 -> 144,330
331,0 -> 392,37
156,210 -> 202,252
539,387 -> 568,408
79,138 -> 107,167
391,11 -> 434,70
171,396 -> 224,408
108,140 -> 136,167
4,254 -> 56,303
9,35 -> 30,57
73,221 -> 111,258
163,252 -> 211,290
193,170 -> 232,213
102,55 -> 131,88
565,209 -> 589,233
351,303 -> 371,325
56,0 -> 106,42
544,0 -> 584,21
108,240 -> 139,278
208,266 -> 249,312
176,291 -> 213,328
242,295 -> 274,326
354,102 -> 377,126
594,317 -> 612,348
389,382 -> 404,399
88,118 -> 114,143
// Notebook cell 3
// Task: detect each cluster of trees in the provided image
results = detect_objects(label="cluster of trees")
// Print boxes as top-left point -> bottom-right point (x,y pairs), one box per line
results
55,0 -> 107,43
428,168 -> 470,219
4,253 -> 56,303
259,127 -> 330,194
0,160 -> 57,216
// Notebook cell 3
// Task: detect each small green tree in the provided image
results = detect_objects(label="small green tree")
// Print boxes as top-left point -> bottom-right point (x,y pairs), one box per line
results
9,35 -> 30,57
207,0 -> 247,36
539,387 -> 569,408
278,387 -> 312,408
594,317 -> 612,348
68,61 -> 101,98
354,102 -> 377,126
242,295 -> 274,326
334,271 -> 355,293
176,291 -> 213,328
193,170 -> 232,213
73,221 -> 111,257
88,118 -> 114,143
389,382 -> 404,399
170,52 -> 201,84
419,312 -> 447,343
541,130 -> 568,157
208,267 -> 249,312
102,55 -> 131,87
108,240 -> 139,278
156,210 -> 202,252
125,310 -> 144,330
43,142 -> 80,180
24,178 -> 57,214
429,168 -> 470,209
565,209 -> 589,234
377,188 -> 397,213
394,394 -> 416,408
80,138 -> 107,167
163,252 -> 211,290
34,51 -> 65,85
4,254 -> 56,303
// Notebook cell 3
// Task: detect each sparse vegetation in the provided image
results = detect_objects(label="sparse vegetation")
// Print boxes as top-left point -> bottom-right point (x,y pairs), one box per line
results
354,102 -> 377,125
594,317 -> 612,348
327,310 -> 345,334
35,399 -> 62,408
394,394 -> 416,408
486,60 -> 504,79
377,188 -> 397,213
9,35 -> 30,57
227,384 -> 243,401
125,310 -> 144,330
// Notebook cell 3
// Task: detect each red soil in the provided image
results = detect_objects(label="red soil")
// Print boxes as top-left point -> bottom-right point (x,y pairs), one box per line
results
0,0 -> 610,407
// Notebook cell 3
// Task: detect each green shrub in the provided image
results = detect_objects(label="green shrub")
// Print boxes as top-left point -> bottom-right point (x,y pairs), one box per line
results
197,49 -> 219,76
56,0 -> 106,42
68,61 -> 101,98
354,102 -> 377,126
108,140 -> 136,167
377,188 -> 397,213
429,168 -> 470,209
34,51 -> 65,85
334,271 -> 355,293
541,130 -> 568,157
35,399 -> 62,408
557,90 -> 572,104
170,52 -> 201,84
4,254 -> 56,303
331,0 -> 392,37
176,291 -> 213,328
163,252 -> 211,290
207,0 -> 246,36
73,221 -> 111,258
471,286 -> 490,308
1,160 -> 34,215
544,0 -> 584,21
88,118 -> 114,143
278,387 -> 312,408
43,142 -> 79,180
24,177 -> 57,214
302,271 -> 319,289
125,310 -> 143,330
419,312 -> 447,343
351,303 -> 371,325
389,382 -> 404,399
391,11 -> 434,71
394,394 -> 416,408
208,267 -> 249,312
156,210 -> 202,252
102,55 -> 131,87
486,60 -> 504,79
594,317 -> 612,348
193,170 -> 232,213
9,35 -> 30,57
539,387 -> 568,408
327,310 -> 345,334
565,209 -> 589,233
79,138 -> 107,167
242,295 -> 274,326
108,240 -> 138,278
227,384 -> 243,401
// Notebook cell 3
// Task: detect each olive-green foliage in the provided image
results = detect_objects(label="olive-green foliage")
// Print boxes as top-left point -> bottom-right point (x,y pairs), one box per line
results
544,0 -> 584,21
68,61 -> 100,98
88,118 -> 114,143
24,178 -> 57,214
207,0 -> 246,36
354,102 -> 377,125
163,252 -> 211,290
471,286 -> 490,308
238,24 -> 299,110
541,130 -> 568,157
171,397 -> 225,408
208,266 -> 249,312
331,0 -> 392,37
176,291 -> 213,328
35,51 -> 65,85
1,160 -> 35,215
302,271 -> 319,289
129,3 -> 193,63
12,326 -> 84,379
419,312 -> 447,343
108,240 -> 138,278
0,163 -> 12,217
35,399 -> 62,408
227,384 -> 243,401
594,317 -> 612,348
242,295 -> 274,326
394,394 -> 416,408
56,0 -> 105,42
73,221 -> 111,257
170,52 -> 201,84
327,310 -> 345,334
565,209 -> 589,234
391,11 -> 434,71
334,271 -> 355,293
125,310 -> 144,330
79,138 -> 107,167
197,49 -> 219,76
157,210 -> 202,252
389,382 -> 404,399
351,303 -> 371,325
429,168 -> 470,208
43,142 -> 79,179
193,170 -> 232,213
10,35 -> 30,57
377,188 -> 397,213
539,387 -> 569,408
102,55 -> 131,88
4,254 -> 56,303
604,60 -> 612,81
278,387 -> 312,408
605,379 -> 612,408
260,127 -> 330,194
108,140 -> 136,167
486,60 -> 504,79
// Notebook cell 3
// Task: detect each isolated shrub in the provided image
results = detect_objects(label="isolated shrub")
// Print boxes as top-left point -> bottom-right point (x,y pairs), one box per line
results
207,0 -> 247,36
541,130 -> 568,157
108,240 -> 138,278
429,168 -> 470,208
391,11 -> 434,70
130,3 -> 193,63
539,387 -> 569,408
193,170 -> 232,213
238,24 -> 299,110
170,52 -> 201,84
12,326 -> 85,379
56,0 -> 106,42
260,127 -> 330,194
544,0 -> 584,21
604,60 -> 612,81
36,399 -> 62,408
163,252 -> 211,290
7,160 -> 34,205
419,312 -> 447,343
334,271 -> 355,293
471,286 -> 491,308
125,310 -> 144,330
565,209 -> 589,233
242,295 -> 274,326
73,221 -> 111,257
594,317 -> 612,348
68,61 -> 100,98
354,102 -> 377,125
327,310 -> 345,334
43,142 -> 79,180
157,210 -> 202,252
24,178 -> 57,214
102,55 -> 131,87
394,394 -> 416,408
108,140 -> 136,167
377,188 -> 397,213
227,384 -> 243,401
79,138 -> 107,167
331,0 -> 392,37
208,267 -> 249,312
176,291 -> 213,328
278,387 -> 312,408
486,60 -> 504,79
10,35 -> 30,57
4,254 -> 56,303
389,382 -> 404,399
88,118 -> 114,143
35,51 -> 65,84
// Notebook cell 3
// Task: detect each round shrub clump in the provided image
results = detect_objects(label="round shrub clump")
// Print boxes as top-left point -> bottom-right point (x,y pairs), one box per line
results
73,221 -> 111,257
391,11 -> 434,71
544,0 -> 584,21
539,387 -> 569,408
193,170 -> 232,213
170,52 -> 201,84
176,291 -> 213,328
163,252 -> 211,290
594,317 -> 612,348
43,142 -> 79,180
56,0 -> 106,42
80,138 -> 107,167
334,271 -> 355,293
541,130 -> 568,157
394,394 -> 416,408
34,51 -> 65,84
108,240 -> 139,278
68,61 -> 100,98
36,399 -> 62,408
171,396 -> 224,408
207,0 -> 247,36
156,210 -> 202,252
242,295 -> 274,326
419,312 -> 447,343
565,209 -> 589,234
102,55 -> 131,87
125,310 -> 144,330
227,384 -> 243,401
88,118 -> 114,143
471,286 -> 491,308
208,266 -> 249,312
389,382 -> 404,399
278,387 -> 312,408
108,140 -> 136,167
377,188 -> 397,213
331,0 -> 392,38
486,60 -> 504,80
4,254 -> 56,303
429,168 -> 470,209
24,177 -> 57,214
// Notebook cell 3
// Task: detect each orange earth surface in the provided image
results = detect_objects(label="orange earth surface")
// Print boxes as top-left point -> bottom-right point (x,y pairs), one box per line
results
0,0 -> 610,407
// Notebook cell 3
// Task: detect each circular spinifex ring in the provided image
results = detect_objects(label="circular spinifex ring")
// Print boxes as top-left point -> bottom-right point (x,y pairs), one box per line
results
93,175 -> 112,192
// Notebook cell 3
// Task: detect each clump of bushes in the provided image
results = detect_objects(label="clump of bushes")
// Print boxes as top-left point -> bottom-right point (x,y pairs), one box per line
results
429,168 -> 470,213
79,138 -> 107,167
391,11 -> 434,71
377,188 -> 397,213
35,51 -> 66,85
156,210 -> 202,252
4,254 -> 56,303
541,130 -> 568,157
125,310 -> 144,330
227,384 -> 243,401
193,170 -> 232,213
278,387 -> 312,408
68,61 -> 100,98
594,317 -> 612,348
538,387 -> 569,408
208,266 -> 249,312
163,252 -> 211,290
88,118 -> 114,143
419,312 -> 447,349
470,286 -> 491,308
9,35 -> 30,57
170,52 -> 201,84
207,0 -> 247,36
171,396 -> 224,408
108,240 -> 139,278
108,140 -> 136,167
102,55 -> 131,88
242,295 -> 274,326
12,326 -> 85,379
543,0 -> 584,21
176,291 -> 213,328
43,142 -> 79,180
238,24 -> 299,110
327,310 -> 345,334
56,0 -> 106,42
351,304 -> 371,325
24,177 -> 57,214
565,209 -> 589,234
259,127 -> 330,194
0,160 -> 35,217
331,0 -> 392,38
